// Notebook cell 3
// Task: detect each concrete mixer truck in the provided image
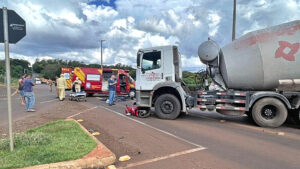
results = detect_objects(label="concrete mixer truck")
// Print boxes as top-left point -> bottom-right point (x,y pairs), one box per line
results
135,20 -> 300,127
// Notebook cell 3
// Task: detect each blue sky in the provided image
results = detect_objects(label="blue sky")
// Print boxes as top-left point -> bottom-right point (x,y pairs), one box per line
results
88,0 -> 117,9
1,0 -> 300,72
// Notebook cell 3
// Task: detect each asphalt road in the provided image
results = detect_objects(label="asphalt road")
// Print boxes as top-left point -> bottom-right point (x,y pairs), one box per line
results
78,95 -> 300,169
0,84 -> 57,125
0,85 -> 299,169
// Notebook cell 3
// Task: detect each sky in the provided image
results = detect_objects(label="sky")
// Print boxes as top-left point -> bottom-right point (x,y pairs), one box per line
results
1,0 -> 300,71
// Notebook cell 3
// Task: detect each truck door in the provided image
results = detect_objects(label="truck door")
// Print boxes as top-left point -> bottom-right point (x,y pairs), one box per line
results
137,50 -> 164,90
118,73 -> 128,93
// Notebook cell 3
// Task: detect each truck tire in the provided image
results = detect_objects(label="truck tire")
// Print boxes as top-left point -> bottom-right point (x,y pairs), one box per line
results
252,98 -> 287,128
155,94 -> 181,120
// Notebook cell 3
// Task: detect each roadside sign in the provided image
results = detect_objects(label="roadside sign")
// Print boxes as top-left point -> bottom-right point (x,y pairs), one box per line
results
0,8 -> 26,44
1,7 -> 26,151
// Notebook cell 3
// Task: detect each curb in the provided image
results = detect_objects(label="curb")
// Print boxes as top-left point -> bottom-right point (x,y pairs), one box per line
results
21,119 -> 116,169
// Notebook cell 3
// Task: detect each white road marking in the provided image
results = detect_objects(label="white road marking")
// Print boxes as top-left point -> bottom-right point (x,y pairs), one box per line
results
0,88 -> 19,98
67,106 -> 98,119
99,105 -> 206,149
119,147 -> 206,169
11,89 -> 18,96
40,99 -> 57,104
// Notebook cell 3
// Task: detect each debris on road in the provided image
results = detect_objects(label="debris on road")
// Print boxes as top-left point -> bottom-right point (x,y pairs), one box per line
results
77,119 -> 83,122
107,165 -> 117,169
220,120 -> 226,123
92,132 -> 100,136
119,155 -> 131,162
277,132 -> 285,136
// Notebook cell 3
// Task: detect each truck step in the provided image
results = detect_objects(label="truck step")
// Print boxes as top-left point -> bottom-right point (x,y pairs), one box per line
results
140,96 -> 151,98
198,91 -> 247,96
197,105 -> 245,111
197,98 -> 246,104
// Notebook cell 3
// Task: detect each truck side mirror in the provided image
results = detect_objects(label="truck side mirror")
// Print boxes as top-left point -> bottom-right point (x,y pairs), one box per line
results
137,53 -> 141,69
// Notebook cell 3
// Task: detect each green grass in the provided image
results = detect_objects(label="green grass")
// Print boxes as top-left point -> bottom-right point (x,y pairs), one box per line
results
0,120 -> 97,169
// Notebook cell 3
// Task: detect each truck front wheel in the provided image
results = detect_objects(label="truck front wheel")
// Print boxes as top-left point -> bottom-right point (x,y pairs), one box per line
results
252,98 -> 287,128
155,94 -> 181,120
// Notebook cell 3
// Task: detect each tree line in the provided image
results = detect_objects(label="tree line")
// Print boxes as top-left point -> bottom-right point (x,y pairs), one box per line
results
32,59 -> 136,80
0,59 -> 32,83
0,58 -> 206,90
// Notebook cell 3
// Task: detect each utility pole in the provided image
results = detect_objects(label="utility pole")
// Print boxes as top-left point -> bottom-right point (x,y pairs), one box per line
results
3,7 -> 14,151
100,40 -> 105,69
232,0 -> 236,41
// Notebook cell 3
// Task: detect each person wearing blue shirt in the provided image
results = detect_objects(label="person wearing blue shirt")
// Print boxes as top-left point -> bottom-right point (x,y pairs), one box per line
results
23,75 -> 35,112
108,75 -> 117,106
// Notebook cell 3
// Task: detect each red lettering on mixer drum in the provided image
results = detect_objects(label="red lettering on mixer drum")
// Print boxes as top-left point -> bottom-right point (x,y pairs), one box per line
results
275,41 -> 300,61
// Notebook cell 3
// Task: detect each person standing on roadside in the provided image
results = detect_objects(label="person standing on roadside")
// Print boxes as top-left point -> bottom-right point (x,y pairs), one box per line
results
73,77 -> 82,93
48,79 -> 53,92
23,74 -> 35,112
18,74 -> 26,105
57,74 -> 67,101
108,75 -> 117,106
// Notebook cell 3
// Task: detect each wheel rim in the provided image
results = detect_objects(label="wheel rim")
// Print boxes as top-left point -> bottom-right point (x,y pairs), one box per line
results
160,101 -> 174,114
261,105 -> 277,120
129,91 -> 135,97
139,110 -> 149,117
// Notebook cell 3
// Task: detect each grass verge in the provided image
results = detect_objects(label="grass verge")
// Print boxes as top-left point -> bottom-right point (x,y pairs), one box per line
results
0,120 -> 97,169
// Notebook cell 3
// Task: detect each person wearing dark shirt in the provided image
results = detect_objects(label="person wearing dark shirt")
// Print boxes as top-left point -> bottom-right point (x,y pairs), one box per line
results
18,74 -> 26,105
23,75 -> 35,112
108,75 -> 116,106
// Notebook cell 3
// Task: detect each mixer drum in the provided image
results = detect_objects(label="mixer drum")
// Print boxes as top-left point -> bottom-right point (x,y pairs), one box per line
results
220,20 -> 300,90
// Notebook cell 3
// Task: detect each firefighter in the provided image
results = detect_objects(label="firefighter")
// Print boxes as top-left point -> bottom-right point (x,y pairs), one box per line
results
73,77 -> 82,93
57,74 -> 67,101
48,79 -> 53,92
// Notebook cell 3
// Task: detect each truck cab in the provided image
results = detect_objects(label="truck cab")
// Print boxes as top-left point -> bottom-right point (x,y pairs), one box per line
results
136,45 -> 190,119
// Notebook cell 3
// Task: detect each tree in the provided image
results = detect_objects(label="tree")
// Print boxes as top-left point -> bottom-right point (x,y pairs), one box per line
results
42,64 -> 61,80
0,58 -> 31,79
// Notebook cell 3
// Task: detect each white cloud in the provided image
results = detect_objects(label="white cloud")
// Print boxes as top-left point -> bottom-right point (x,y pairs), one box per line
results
208,11 -> 221,37
2,0 -> 300,71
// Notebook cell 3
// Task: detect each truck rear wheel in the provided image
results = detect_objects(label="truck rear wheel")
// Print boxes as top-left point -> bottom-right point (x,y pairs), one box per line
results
252,98 -> 287,128
154,94 -> 181,120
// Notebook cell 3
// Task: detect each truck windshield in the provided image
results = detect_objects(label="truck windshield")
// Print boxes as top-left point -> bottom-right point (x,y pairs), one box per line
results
142,51 -> 161,71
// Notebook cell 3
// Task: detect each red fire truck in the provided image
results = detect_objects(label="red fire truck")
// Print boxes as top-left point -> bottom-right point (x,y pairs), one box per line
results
61,67 -> 135,97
